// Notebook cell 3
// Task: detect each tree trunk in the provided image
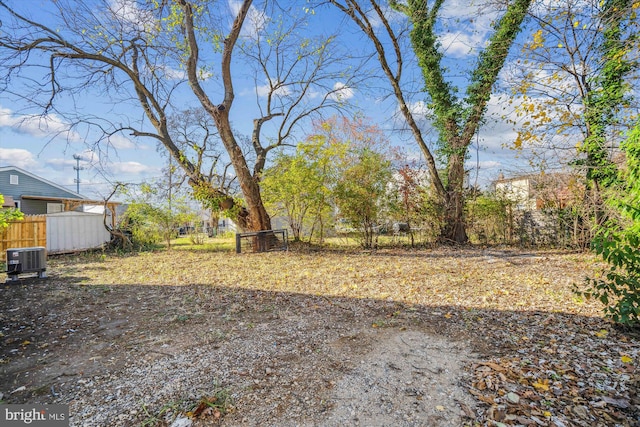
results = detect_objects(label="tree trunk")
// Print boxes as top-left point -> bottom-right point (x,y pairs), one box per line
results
180,0 -> 270,233
212,123 -> 269,232
441,193 -> 468,244
242,185 -> 271,231
440,153 -> 469,244
210,210 -> 220,236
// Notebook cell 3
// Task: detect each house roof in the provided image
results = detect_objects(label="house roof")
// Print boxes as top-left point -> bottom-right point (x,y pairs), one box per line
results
20,195 -> 120,206
0,165 -> 85,199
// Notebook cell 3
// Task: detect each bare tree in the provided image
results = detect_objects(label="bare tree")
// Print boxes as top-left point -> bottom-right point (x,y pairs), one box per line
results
0,0 -> 361,231
0,0 -> 240,212
170,0 -> 364,230
238,8 -> 366,178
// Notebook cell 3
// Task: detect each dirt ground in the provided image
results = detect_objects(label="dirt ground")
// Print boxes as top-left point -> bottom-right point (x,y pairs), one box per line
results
1,247 -> 638,426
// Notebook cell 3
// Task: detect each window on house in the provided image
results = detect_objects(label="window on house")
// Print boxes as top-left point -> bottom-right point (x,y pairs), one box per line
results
10,174 -> 18,185
47,203 -> 64,213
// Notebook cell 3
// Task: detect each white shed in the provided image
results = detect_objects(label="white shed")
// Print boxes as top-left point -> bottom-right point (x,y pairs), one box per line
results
46,211 -> 111,254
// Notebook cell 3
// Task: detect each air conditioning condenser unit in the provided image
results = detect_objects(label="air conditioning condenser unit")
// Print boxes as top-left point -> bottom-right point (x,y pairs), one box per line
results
6,247 -> 47,282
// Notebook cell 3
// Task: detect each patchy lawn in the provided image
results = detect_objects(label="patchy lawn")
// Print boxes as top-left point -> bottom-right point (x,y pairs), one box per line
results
1,245 -> 638,426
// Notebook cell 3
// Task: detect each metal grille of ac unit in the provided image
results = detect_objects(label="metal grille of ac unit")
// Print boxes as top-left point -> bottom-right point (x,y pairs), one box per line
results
6,247 -> 47,281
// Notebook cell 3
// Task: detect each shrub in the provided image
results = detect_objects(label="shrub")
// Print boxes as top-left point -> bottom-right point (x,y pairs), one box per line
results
578,124 -> 640,326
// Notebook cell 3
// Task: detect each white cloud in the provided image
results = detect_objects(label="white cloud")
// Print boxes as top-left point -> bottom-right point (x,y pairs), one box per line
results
329,82 -> 355,102
529,0 -> 593,16
78,150 -> 101,165
159,65 -> 187,80
438,1 -> 504,57
501,59 -> 581,104
108,134 -> 136,149
108,0 -> 156,34
0,148 -> 38,169
390,100 -> 434,134
255,84 -> 269,98
441,0 -> 497,28
247,5 -> 268,35
229,0 -> 268,39
0,106 -> 81,142
0,107 -> 16,127
477,95 -> 520,150
361,0 -> 495,57
439,32 -> 486,57
43,158 -> 73,171
406,100 -> 430,117
110,161 -> 156,175
255,80 -> 291,98
393,95 -> 519,151
476,160 -> 502,169
53,155 -> 156,178
44,150 -> 99,171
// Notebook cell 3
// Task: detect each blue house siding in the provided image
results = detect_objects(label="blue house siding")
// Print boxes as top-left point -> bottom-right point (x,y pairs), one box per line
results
0,169 -> 80,199
0,169 -> 22,200
0,166 -> 84,214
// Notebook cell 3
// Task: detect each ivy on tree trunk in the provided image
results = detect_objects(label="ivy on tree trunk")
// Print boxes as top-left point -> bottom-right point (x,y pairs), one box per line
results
334,0 -> 532,244
399,0 -> 533,243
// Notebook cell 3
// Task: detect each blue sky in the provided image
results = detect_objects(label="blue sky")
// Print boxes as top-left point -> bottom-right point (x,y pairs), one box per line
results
0,0 -> 536,201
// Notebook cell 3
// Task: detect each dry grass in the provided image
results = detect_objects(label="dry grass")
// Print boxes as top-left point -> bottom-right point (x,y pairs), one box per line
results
7,242 -> 639,425
52,243 -> 605,318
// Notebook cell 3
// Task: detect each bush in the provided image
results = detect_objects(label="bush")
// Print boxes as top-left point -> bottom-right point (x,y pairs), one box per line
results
0,194 -> 23,228
580,225 -> 640,326
577,123 -> 640,326
465,193 -> 513,245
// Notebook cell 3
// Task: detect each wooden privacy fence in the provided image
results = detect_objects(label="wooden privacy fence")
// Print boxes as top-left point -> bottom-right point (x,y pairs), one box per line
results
0,215 -> 47,261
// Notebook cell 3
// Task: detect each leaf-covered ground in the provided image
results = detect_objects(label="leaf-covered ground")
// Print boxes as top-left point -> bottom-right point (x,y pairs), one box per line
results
1,245 -> 638,426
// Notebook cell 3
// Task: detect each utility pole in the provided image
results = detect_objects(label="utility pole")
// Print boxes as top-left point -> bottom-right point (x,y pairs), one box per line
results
73,154 -> 84,194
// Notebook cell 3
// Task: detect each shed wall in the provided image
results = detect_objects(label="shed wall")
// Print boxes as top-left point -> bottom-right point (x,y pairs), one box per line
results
46,212 -> 111,253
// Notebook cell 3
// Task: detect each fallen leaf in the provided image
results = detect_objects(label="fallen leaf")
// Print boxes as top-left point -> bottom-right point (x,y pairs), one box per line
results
485,376 -> 493,389
457,401 -> 475,418
469,388 -> 496,404
532,378 -> 550,391
620,355 -> 632,364
481,362 -> 506,372
599,397 -> 630,409
595,329 -> 608,338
